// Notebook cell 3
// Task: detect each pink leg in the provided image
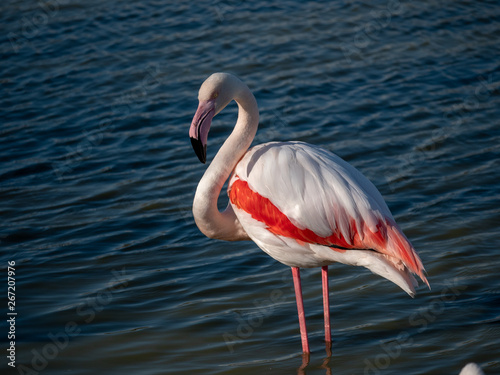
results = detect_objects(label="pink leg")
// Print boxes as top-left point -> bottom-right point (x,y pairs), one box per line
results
322,266 -> 331,344
292,267 -> 310,353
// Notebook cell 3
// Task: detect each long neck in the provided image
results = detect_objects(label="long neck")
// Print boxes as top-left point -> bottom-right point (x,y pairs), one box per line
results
192,85 -> 259,241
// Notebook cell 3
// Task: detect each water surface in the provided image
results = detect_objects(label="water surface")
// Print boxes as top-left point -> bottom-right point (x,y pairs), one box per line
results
1,0 -> 499,374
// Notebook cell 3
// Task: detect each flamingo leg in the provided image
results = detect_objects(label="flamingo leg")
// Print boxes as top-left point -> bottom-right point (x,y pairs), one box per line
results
292,267 -> 310,353
322,266 -> 331,345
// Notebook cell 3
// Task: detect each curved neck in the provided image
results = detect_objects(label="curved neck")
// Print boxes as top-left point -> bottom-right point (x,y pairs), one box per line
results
192,84 -> 259,241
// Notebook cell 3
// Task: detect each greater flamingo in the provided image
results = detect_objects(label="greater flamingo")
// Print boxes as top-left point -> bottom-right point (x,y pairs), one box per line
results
189,72 -> 429,353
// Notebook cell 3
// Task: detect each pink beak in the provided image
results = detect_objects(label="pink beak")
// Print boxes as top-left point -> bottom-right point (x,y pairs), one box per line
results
189,99 -> 216,164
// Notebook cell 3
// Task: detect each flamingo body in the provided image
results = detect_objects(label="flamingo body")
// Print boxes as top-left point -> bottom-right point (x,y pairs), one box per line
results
189,72 -> 428,353
228,141 -> 427,295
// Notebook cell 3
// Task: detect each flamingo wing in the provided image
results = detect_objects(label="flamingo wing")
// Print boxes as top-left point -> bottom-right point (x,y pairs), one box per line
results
228,141 -> 428,287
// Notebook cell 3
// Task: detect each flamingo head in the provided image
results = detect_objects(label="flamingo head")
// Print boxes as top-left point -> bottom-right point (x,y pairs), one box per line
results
189,73 -> 241,163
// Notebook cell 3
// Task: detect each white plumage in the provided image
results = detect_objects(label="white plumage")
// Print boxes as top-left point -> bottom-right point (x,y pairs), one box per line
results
229,141 -> 422,295
232,141 -> 390,240
459,363 -> 484,375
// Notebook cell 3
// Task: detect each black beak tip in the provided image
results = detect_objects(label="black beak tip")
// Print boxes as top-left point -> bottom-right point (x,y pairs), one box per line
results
190,137 -> 207,164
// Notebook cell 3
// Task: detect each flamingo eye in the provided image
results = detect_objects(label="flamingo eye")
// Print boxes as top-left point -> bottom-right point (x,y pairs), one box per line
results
212,92 -> 219,99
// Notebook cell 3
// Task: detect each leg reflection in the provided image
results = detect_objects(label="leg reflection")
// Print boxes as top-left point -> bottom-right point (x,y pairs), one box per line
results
297,352 -> 310,375
296,350 -> 333,375
322,344 -> 332,375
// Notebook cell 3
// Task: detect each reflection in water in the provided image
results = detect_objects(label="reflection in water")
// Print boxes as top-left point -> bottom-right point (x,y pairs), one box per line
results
322,342 -> 333,375
297,353 -> 309,375
296,342 -> 333,375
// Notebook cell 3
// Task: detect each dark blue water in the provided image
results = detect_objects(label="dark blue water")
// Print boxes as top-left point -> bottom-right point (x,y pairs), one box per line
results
1,1 -> 499,374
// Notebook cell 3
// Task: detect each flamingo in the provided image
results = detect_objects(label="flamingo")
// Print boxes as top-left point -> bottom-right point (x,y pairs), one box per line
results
459,363 -> 484,375
189,72 -> 429,353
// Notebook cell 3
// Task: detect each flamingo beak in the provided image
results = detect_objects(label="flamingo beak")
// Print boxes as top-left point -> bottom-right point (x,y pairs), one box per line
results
189,99 -> 216,164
